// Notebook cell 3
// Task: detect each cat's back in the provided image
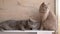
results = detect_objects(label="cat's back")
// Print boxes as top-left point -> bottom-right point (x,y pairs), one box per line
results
0,20 -> 19,30
0,20 -> 17,25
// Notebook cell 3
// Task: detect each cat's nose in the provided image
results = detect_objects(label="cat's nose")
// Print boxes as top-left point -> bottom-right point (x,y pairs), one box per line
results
30,28 -> 32,30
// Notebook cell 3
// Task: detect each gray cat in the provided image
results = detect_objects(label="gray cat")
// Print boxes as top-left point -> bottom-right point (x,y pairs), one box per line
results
0,19 -> 40,31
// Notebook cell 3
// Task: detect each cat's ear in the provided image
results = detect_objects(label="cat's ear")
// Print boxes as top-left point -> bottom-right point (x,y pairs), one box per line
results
28,18 -> 37,22
39,2 -> 50,21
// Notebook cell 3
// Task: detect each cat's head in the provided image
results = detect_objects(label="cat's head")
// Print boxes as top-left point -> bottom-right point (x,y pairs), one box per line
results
28,18 -> 40,30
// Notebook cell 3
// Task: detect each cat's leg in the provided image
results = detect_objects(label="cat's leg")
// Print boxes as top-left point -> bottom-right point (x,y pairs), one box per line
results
20,26 -> 26,30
